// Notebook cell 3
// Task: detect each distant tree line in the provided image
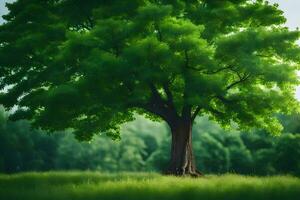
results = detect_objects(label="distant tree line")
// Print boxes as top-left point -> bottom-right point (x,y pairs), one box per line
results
1,107 -> 300,175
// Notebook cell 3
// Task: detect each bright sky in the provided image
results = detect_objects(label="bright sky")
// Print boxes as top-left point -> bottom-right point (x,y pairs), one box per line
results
0,0 -> 300,98
268,0 -> 300,99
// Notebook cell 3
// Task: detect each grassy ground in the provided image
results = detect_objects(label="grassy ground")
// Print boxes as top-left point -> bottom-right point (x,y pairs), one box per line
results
0,172 -> 300,200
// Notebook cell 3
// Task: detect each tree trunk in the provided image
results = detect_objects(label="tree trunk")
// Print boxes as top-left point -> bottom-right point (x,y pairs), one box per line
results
166,120 -> 202,177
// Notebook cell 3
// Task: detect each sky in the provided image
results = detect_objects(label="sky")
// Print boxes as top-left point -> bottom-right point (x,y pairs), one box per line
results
0,0 -> 300,98
0,0 -> 13,24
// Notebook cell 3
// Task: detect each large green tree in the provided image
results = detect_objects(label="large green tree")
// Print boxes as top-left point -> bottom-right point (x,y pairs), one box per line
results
0,0 -> 300,176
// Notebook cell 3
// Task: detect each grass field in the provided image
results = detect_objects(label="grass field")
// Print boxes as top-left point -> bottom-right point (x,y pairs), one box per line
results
0,172 -> 300,200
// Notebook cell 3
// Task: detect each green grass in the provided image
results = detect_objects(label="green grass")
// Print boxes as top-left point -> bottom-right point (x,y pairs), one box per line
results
0,172 -> 300,200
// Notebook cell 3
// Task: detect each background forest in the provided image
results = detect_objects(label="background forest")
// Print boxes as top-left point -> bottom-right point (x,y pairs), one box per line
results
1,106 -> 300,176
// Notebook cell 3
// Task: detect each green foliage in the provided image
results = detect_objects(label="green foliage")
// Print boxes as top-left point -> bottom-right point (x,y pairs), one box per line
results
253,149 -> 276,175
1,172 -> 300,200
194,133 -> 230,173
274,134 -> 300,176
1,0 -> 299,139
0,107 -> 61,172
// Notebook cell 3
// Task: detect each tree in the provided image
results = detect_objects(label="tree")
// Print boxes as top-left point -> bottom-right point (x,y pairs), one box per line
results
0,106 -> 61,173
0,0 -> 300,176
194,133 -> 230,173
278,114 -> 300,134
274,134 -> 300,176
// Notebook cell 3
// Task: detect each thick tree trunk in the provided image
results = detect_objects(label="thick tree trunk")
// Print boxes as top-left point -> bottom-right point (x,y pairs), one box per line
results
166,120 -> 202,177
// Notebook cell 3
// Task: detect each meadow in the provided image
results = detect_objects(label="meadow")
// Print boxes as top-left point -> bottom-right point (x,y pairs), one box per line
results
0,172 -> 300,200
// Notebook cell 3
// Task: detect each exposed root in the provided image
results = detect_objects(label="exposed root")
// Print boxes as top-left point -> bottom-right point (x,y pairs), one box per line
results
164,169 -> 204,178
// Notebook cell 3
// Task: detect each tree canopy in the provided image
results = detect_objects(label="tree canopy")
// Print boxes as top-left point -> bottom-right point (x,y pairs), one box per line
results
0,0 -> 300,140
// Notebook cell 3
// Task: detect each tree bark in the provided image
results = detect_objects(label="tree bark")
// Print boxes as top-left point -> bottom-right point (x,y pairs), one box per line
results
166,119 -> 202,177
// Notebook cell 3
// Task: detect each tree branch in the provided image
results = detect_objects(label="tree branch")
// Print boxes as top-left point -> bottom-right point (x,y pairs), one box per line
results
226,73 -> 251,90
163,82 -> 174,105
154,23 -> 163,42
179,50 -> 192,120
185,64 -> 244,78
204,65 -> 234,74
146,83 -> 179,124
181,104 -> 192,120
208,107 -> 225,116
184,50 -> 190,69
191,106 -> 201,121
